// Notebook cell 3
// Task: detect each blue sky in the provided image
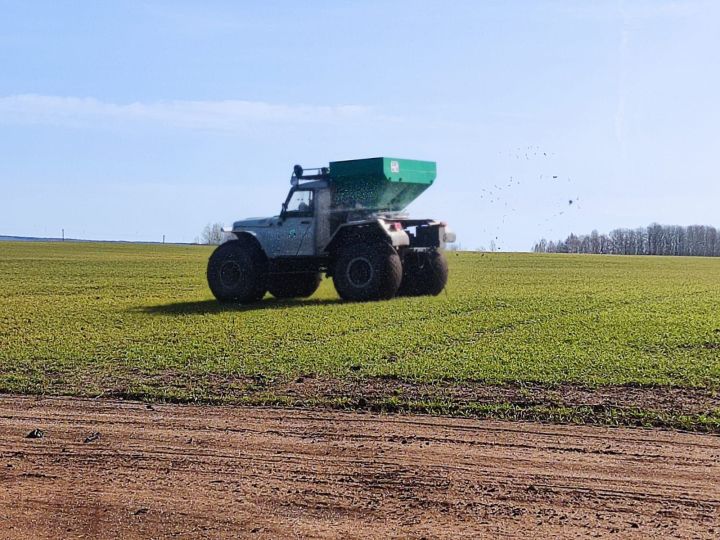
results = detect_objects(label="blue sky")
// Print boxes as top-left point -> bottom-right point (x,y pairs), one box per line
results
1,0 -> 718,249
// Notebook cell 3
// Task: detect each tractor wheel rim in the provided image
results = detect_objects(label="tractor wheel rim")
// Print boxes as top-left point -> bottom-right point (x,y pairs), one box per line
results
219,261 -> 242,288
346,257 -> 374,288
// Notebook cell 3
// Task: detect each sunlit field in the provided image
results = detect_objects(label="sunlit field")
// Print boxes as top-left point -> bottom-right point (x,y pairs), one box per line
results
2,241 -> 719,401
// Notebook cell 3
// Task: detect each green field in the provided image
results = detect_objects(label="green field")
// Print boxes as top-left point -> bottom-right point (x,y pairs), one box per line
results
1,241 -> 719,428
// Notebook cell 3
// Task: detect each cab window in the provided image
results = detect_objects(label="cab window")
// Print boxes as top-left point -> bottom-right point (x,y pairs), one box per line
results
285,190 -> 313,215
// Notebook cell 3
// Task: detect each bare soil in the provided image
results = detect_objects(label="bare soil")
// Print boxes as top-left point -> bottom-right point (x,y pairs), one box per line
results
276,376 -> 720,414
1,395 -> 719,539
83,371 -> 720,429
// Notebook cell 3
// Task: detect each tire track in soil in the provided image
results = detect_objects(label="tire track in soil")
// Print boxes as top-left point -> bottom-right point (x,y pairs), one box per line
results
0,395 -> 718,539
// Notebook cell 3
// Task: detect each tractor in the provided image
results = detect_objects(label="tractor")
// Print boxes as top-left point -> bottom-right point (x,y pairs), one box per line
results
207,157 -> 455,302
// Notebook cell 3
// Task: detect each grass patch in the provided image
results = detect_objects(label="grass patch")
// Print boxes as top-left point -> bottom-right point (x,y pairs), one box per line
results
1,241 -> 720,429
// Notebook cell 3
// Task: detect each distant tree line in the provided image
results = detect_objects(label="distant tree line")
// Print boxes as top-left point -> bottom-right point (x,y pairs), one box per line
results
199,222 -> 225,245
533,224 -> 720,257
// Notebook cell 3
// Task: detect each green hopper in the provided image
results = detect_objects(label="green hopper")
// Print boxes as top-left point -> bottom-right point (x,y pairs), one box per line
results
329,157 -> 436,212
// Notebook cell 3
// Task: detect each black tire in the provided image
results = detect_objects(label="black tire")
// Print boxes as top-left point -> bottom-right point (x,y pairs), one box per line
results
332,242 -> 402,301
206,238 -> 268,303
268,273 -> 322,299
397,250 -> 448,297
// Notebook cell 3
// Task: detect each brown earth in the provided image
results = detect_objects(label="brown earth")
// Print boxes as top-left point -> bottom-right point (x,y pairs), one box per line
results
270,376 -> 720,415
80,371 -> 720,429
89,371 -> 720,417
1,395 -> 719,539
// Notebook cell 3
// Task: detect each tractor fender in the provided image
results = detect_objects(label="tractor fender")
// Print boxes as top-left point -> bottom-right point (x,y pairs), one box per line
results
227,231 -> 268,259
324,219 -> 409,254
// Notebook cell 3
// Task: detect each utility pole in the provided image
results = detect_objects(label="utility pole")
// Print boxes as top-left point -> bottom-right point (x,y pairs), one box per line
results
62,228 -> 65,242
162,234 -> 165,244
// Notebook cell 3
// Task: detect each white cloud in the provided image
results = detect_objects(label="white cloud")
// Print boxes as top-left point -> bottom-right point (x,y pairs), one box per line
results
0,94 -> 380,132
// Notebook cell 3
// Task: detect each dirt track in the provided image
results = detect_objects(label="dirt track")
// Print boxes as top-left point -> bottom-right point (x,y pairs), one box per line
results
1,396 -> 718,539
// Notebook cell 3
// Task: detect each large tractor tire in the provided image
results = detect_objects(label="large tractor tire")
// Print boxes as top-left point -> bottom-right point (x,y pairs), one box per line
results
397,249 -> 448,297
207,238 -> 268,303
332,242 -> 402,301
268,273 -> 322,299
